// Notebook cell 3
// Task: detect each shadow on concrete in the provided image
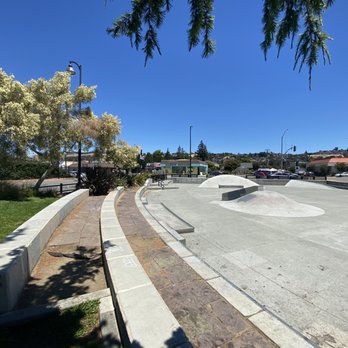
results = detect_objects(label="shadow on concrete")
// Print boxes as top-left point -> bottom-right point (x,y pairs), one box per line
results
1,226 -> 27,243
17,246 -> 103,308
121,327 -> 191,348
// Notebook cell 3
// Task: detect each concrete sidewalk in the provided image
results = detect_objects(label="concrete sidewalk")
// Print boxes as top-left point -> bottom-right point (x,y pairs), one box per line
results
116,189 -> 277,348
17,196 -> 107,308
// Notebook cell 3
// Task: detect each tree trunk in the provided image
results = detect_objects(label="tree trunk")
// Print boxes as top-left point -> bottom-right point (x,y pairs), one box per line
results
33,163 -> 55,191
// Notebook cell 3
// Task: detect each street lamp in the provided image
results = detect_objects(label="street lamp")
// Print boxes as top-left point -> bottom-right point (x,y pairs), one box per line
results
280,129 -> 288,170
66,60 -> 82,188
189,125 -> 193,177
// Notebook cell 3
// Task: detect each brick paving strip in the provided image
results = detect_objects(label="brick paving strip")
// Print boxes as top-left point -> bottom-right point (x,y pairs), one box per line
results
116,189 -> 278,348
18,196 -> 107,308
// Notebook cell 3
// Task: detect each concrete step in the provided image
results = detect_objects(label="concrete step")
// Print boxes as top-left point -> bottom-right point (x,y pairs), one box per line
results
145,203 -> 194,233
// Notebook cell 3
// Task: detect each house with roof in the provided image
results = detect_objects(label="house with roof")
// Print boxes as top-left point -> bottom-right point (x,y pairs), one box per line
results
308,157 -> 348,174
160,159 -> 208,176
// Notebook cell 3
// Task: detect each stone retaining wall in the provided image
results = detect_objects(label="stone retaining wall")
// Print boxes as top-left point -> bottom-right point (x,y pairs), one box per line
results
0,189 -> 89,313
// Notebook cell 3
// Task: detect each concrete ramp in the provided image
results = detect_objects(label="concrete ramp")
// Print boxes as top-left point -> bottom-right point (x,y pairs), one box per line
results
146,203 -> 194,233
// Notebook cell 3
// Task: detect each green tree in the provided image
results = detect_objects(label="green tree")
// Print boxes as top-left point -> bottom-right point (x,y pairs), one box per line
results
252,162 -> 260,171
336,162 -> 346,173
152,149 -> 163,162
144,152 -> 153,163
164,148 -> 172,160
223,159 -> 240,173
197,140 -> 209,161
107,0 -> 334,89
206,161 -> 219,172
319,164 -> 329,175
176,146 -> 186,159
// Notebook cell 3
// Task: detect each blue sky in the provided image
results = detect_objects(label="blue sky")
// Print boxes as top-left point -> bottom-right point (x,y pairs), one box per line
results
2,1 -> 348,155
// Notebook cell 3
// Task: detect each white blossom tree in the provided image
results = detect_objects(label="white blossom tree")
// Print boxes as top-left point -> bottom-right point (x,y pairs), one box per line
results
0,68 -> 140,188
106,139 -> 141,172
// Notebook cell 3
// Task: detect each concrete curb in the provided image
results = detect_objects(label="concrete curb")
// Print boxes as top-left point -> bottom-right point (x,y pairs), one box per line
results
100,187 -> 189,348
0,189 -> 89,313
136,184 -> 317,348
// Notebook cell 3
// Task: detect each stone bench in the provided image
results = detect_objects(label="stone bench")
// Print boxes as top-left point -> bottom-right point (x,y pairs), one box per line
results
0,189 -> 89,313
100,188 -> 188,347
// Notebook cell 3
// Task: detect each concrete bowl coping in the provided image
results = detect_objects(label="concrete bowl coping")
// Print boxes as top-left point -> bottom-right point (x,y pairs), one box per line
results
0,189 -> 89,313
100,187 -> 189,348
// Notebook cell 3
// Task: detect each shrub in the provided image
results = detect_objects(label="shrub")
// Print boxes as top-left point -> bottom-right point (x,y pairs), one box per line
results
0,182 -> 31,201
36,189 -> 58,198
132,172 -> 149,186
115,176 -> 128,188
0,161 -> 50,180
84,167 -> 118,195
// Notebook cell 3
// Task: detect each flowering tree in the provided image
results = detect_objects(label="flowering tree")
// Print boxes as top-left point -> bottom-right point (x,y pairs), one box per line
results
0,68 -> 139,188
106,139 -> 141,172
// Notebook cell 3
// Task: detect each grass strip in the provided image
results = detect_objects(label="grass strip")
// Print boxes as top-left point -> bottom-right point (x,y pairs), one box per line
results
0,197 -> 57,241
0,300 -> 102,348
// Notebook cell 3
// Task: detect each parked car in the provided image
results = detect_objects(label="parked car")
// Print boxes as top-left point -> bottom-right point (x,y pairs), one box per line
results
303,171 -> 314,177
69,171 -> 87,180
256,171 -> 267,178
254,169 -> 277,178
269,171 -> 298,179
209,171 -> 224,176
335,172 -> 348,177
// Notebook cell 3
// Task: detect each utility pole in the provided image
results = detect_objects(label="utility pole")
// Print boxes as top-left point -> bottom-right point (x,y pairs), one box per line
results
281,129 -> 288,170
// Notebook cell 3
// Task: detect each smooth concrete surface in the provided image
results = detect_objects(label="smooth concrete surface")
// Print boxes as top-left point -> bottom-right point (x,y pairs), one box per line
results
145,183 -> 348,348
0,189 -> 89,313
100,188 -> 189,348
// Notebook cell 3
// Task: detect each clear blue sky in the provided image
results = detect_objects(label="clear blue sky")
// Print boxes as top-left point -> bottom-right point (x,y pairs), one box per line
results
2,1 -> 348,155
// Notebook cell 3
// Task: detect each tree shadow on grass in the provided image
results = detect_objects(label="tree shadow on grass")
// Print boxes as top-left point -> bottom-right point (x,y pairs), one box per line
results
0,301 -> 106,348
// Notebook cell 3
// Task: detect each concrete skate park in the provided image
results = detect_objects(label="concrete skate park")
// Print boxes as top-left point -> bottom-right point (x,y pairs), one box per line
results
142,176 -> 348,348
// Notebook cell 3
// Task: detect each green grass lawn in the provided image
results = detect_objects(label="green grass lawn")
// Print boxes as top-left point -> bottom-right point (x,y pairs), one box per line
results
0,300 -> 103,348
0,196 -> 57,242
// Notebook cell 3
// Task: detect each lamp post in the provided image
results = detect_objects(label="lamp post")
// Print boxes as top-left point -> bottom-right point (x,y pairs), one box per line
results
66,60 -> 82,188
280,129 -> 288,170
189,125 -> 193,177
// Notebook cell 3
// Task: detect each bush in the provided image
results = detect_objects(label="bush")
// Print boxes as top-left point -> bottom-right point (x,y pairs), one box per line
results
84,167 -> 118,195
114,176 -> 128,188
36,189 -> 58,198
0,161 -> 50,180
0,182 -> 32,201
132,172 -> 149,186
48,167 -> 71,178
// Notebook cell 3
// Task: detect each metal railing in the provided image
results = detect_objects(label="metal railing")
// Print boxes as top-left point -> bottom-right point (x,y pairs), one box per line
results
38,182 -> 77,195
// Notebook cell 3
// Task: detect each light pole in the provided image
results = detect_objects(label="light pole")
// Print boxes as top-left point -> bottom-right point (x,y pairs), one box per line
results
66,60 -> 82,188
189,125 -> 193,177
280,129 -> 288,170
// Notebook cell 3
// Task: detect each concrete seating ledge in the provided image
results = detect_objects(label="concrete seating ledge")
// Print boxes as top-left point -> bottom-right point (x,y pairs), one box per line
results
100,187 -> 189,348
0,189 -> 90,313
221,185 -> 263,201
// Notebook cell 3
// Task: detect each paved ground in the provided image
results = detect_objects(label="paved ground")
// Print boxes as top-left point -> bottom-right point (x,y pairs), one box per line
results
146,183 -> 348,348
18,196 -> 106,308
116,189 -> 277,348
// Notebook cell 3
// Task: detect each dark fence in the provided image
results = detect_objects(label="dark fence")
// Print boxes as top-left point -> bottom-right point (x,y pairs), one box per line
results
38,182 -> 77,195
